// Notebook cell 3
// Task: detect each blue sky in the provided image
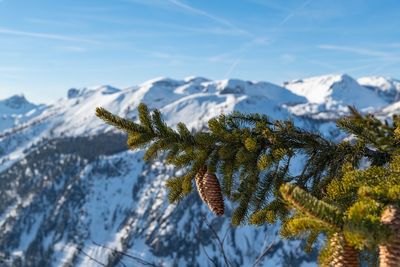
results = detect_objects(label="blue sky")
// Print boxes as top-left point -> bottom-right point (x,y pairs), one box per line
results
0,0 -> 400,103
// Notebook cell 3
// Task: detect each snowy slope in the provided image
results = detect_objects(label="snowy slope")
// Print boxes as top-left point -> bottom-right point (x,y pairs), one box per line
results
358,76 -> 400,103
283,74 -> 384,107
0,77 -> 310,185
283,74 -> 387,119
0,77 -> 306,140
0,74 -> 398,267
0,77 -> 314,267
0,95 -> 46,132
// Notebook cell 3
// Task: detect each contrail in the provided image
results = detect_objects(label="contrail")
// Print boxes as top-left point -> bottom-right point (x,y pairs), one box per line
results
0,27 -> 99,44
224,59 -> 241,78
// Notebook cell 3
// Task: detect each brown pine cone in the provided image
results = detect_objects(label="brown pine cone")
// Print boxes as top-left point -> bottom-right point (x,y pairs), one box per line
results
195,166 -> 208,204
329,233 -> 359,267
203,172 -> 225,216
379,205 -> 400,267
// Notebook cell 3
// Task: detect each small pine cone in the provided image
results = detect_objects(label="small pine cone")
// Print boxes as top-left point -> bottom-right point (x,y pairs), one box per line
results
204,172 -> 225,216
195,166 -> 208,204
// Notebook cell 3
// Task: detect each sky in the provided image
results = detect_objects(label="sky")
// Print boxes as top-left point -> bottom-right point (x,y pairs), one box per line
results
0,0 -> 400,103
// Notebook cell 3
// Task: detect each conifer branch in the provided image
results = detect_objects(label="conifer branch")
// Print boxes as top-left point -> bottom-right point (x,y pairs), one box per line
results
96,102 -> 400,263
96,103 -> 400,229
280,183 -> 343,230
95,107 -> 147,134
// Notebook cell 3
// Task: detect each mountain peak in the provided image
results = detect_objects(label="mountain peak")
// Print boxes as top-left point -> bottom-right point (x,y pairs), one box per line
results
358,76 -> 400,102
283,74 -> 351,103
358,76 -> 399,91
67,85 -> 121,99
141,77 -> 184,88
0,94 -> 35,110
0,94 -> 44,132
184,76 -> 210,84
67,88 -> 80,99
284,73 -> 387,109
98,85 -> 121,95
216,79 -> 251,94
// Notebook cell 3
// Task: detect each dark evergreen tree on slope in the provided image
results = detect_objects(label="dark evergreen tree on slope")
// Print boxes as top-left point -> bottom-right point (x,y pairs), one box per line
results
96,104 -> 400,266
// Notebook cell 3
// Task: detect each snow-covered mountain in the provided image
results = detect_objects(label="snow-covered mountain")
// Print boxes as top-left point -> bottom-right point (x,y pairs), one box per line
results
283,74 -> 388,119
358,76 -> 400,103
0,95 -> 46,132
0,74 -> 396,266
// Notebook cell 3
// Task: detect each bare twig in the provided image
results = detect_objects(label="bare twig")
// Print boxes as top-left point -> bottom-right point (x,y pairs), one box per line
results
91,240 -> 160,267
77,247 -> 107,266
201,215 -> 233,267
194,222 -> 219,267
118,258 -> 128,267
222,225 -> 230,244
252,234 -> 275,267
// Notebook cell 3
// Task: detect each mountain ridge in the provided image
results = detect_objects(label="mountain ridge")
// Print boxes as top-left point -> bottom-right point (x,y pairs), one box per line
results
0,73 -> 398,267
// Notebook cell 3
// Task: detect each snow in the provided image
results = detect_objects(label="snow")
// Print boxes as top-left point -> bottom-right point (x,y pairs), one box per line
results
184,76 -> 210,84
284,74 -> 387,109
52,242 -> 78,266
0,74 -> 395,141
0,94 -> 46,132
16,213 -> 43,251
358,76 -> 400,93
0,74 -> 391,145
0,76 -> 308,144
358,76 -> 400,102
1,73 -> 399,266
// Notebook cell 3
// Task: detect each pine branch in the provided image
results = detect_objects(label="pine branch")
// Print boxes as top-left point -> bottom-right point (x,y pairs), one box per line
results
252,237 -> 275,267
95,103 -> 399,233
95,107 -> 147,134
280,215 -> 331,239
280,183 -> 343,230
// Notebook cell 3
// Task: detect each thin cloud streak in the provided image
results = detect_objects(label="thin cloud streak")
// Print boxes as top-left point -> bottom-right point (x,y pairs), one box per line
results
0,27 -> 99,44
223,0 -> 313,76
306,59 -> 338,70
224,59 -> 241,78
278,0 -> 313,27
318,44 -> 390,58
167,0 -> 251,36
25,17 -> 84,28
124,0 -> 250,36
59,46 -> 88,53
245,0 -> 289,12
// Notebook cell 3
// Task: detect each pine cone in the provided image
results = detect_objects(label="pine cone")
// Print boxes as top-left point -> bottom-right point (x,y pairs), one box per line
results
329,233 -> 359,267
195,166 -> 208,204
379,205 -> 400,267
204,172 -> 225,216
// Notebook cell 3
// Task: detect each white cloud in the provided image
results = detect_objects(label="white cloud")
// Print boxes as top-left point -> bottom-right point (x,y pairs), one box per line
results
318,44 -> 390,58
126,0 -> 251,36
167,0 -> 249,35
59,46 -> 87,53
208,53 -> 232,63
277,0 -> 313,27
0,27 -> 99,44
